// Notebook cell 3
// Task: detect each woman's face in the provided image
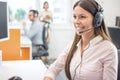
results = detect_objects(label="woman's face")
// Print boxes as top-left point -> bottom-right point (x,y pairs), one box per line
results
73,6 -> 94,35
44,3 -> 49,10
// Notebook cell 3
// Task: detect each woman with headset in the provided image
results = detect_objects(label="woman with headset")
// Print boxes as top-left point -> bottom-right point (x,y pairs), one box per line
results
44,0 -> 118,80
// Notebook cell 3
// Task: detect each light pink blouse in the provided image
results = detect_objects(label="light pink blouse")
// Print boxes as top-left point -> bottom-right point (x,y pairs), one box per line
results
45,35 -> 118,80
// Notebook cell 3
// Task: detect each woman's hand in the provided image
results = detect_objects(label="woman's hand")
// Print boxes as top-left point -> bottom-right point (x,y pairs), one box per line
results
45,15 -> 51,19
44,77 -> 53,80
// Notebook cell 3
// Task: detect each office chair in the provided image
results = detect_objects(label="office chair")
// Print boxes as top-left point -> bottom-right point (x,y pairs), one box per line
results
118,50 -> 120,80
32,25 -> 49,60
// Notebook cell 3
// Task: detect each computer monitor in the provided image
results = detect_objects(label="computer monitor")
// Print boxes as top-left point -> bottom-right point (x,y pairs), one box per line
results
0,1 -> 9,42
108,27 -> 120,49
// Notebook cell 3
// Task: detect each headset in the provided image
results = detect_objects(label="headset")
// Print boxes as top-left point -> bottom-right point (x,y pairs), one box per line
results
33,10 -> 38,17
88,0 -> 104,28
30,10 -> 38,17
34,12 -> 38,17
78,0 -> 104,35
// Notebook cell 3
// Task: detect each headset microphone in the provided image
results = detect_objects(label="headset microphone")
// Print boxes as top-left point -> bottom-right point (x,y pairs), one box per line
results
79,27 -> 94,34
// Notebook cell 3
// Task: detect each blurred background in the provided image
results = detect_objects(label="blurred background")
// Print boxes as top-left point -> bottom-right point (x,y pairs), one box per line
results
6,0 -> 120,59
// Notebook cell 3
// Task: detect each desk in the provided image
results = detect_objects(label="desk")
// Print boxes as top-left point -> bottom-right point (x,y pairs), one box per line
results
0,60 -> 47,80
20,36 -> 32,60
0,28 -> 21,60
0,28 -> 32,60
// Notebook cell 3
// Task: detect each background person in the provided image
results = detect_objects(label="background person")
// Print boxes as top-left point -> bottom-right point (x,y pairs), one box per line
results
25,9 -> 44,59
39,1 -> 53,46
39,1 -> 53,63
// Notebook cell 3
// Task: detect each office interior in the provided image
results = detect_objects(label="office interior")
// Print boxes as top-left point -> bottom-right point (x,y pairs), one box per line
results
0,0 -> 120,80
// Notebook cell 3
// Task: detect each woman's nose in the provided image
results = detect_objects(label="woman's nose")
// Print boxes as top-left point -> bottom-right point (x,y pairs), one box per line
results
74,18 -> 81,24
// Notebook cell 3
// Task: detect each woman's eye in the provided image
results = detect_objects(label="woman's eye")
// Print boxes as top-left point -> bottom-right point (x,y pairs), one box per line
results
79,16 -> 86,18
73,15 -> 87,19
73,15 -> 76,19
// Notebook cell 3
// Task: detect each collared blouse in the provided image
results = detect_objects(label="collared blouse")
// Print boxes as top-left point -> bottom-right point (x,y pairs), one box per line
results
45,35 -> 118,80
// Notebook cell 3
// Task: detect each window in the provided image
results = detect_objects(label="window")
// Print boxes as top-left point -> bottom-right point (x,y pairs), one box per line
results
7,0 -> 36,25
8,0 -> 72,25
39,0 -> 71,24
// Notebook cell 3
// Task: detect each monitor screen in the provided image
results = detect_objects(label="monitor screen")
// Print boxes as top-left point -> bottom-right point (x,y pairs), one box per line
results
0,1 -> 9,42
108,27 -> 120,49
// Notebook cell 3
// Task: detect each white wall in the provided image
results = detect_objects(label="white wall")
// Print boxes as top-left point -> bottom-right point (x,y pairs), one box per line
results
48,24 -> 75,59
101,0 -> 120,27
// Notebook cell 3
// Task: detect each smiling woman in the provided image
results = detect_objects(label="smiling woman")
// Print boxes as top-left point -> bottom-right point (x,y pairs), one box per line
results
43,0 -> 118,80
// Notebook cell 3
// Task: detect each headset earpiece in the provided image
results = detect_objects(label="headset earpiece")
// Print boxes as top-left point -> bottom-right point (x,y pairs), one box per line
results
29,9 -> 38,17
94,10 -> 103,28
89,0 -> 104,28
34,13 -> 38,17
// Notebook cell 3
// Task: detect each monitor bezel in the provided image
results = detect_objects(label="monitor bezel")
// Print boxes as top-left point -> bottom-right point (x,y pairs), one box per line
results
0,0 -> 9,42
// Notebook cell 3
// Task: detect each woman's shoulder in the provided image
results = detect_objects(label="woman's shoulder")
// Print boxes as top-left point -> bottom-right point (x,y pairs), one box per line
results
101,40 -> 117,51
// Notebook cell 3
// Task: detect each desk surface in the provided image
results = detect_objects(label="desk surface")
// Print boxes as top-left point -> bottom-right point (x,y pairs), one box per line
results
21,36 -> 32,47
0,60 -> 47,80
